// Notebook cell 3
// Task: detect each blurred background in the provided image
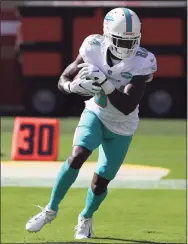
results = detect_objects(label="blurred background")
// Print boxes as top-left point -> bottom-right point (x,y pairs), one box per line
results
0,0 -> 187,118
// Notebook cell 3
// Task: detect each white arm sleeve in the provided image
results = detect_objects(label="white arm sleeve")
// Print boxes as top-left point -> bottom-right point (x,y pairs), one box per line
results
134,53 -> 157,76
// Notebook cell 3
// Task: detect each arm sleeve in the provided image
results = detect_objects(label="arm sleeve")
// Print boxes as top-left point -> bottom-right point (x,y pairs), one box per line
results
79,34 -> 102,62
79,35 -> 94,62
134,53 -> 157,76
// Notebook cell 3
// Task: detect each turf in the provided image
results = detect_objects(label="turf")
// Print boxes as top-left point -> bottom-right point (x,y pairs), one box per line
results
1,187 -> 186,243
1,118 -> 187,243
1,118 -> 186,179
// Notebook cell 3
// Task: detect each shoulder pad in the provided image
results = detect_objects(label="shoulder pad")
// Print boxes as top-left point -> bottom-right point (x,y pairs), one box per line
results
87,34 -> 103,46
79,34 -> 104,61
134,47 -> 157,76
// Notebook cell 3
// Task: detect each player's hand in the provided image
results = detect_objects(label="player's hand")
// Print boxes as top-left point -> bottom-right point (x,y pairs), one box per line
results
77,63 -> 106,84
70,77 -> 101,96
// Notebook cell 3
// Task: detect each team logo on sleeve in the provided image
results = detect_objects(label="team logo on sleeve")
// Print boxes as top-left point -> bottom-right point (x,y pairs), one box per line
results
151,65 -> 157,72
108,70 -> 112,75
121,72 -> 132,79
89,39 -> 101,46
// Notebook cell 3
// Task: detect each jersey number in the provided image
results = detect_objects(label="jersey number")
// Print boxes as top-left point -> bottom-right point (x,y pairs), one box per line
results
136,47 -> 148,58
94,90 -> 107,108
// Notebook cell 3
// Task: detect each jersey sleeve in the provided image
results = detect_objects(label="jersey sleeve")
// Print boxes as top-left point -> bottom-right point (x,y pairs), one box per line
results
79,34 -> 102,62
134,50 -> 157,76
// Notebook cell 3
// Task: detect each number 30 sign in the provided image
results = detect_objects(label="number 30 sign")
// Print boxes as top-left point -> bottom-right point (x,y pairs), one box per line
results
11,117 -> 59,161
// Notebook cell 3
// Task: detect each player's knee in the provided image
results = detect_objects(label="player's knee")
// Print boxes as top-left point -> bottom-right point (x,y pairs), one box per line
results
91,173 -> 110,195
69,145 -> 92,169
91,183 -> 107,195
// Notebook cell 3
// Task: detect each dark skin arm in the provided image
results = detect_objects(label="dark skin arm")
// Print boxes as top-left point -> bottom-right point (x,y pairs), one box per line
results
58,53 -> 151,115
108,74 -> 151,115
58,54 -> 84,94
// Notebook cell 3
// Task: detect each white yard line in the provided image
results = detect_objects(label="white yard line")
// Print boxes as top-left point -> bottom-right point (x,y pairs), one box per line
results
2,177 -> 186,189
1,161 -> 186,189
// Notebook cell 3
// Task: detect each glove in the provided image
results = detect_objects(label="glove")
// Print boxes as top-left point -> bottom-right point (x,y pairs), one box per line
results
77,63 -> 106,84
64,77 -> 101,96
77,63 -> 115,95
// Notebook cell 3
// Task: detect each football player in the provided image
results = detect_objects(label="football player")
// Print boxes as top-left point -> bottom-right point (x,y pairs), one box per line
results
26,7 -> 157,239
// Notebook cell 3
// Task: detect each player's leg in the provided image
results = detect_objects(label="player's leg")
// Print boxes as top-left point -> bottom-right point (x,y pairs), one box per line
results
81,134 -> 132,217
26,109 -> 103,232
48,145 -> 91,212
95,133 -> 132,181
75,172 -> 110,239
48,109 -> 104,212
75,131 -> 132,239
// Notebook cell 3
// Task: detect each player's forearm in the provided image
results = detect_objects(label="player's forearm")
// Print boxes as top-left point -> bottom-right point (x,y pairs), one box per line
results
108,75 -> 149,115
58,75 -> 72,95
58,54 -> 84,94
108,87 -> 145,115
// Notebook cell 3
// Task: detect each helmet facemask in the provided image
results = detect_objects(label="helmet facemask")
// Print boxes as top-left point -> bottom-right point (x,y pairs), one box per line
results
106,34 -> 141,59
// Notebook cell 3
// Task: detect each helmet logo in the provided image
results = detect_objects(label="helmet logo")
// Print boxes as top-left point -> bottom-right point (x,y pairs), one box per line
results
105,15 -> 114,21
121,72 -> 132,79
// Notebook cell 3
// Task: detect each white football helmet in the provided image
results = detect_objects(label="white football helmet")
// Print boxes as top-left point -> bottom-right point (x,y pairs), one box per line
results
103,8 -> 141,59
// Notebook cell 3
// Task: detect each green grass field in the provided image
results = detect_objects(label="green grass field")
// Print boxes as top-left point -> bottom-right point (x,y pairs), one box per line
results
2,188 -> 186,243
1,118 -> 186,178
1,118 -> 187,243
